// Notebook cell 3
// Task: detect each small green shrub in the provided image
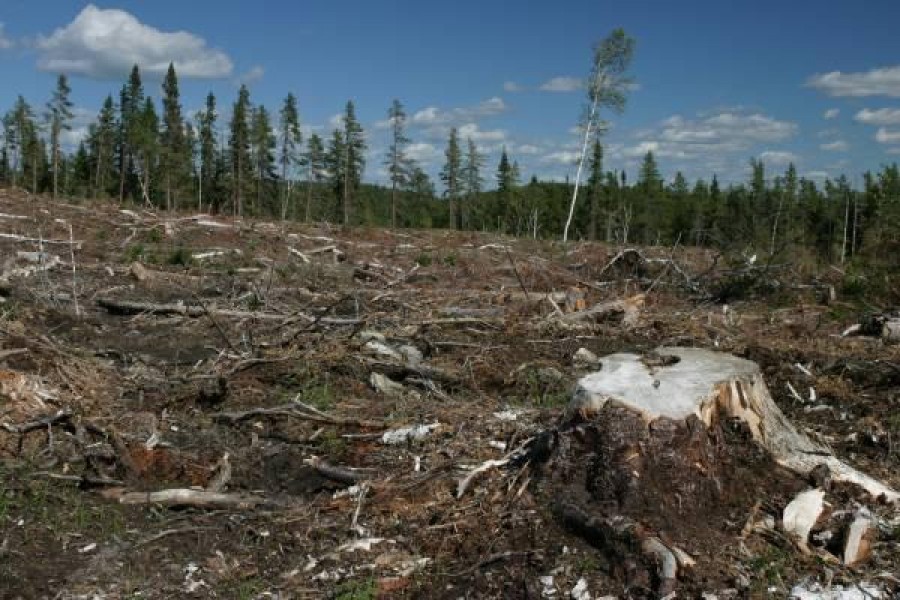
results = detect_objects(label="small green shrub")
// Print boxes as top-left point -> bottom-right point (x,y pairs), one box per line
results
415,252 -> 432,267
166,247 -> 193,267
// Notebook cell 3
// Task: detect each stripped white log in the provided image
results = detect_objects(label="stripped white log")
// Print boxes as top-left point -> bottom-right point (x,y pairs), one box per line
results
0,232 -> 81,248
119,489 -> 267,509
783,489 -> 825,546
843,510 -> 876,566
570,347 -> 899,503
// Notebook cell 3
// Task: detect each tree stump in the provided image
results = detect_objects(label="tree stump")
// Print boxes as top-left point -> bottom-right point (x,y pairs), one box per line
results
531,347 -> 897,597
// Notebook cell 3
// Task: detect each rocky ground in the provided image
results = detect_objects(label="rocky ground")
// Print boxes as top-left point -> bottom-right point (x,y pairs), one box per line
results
0,188 -> 898,599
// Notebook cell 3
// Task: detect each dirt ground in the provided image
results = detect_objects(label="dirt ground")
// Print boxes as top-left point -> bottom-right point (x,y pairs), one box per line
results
0,188 -> 898,599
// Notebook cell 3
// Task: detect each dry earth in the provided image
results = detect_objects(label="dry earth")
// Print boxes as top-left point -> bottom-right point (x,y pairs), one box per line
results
0,188 -> 898,599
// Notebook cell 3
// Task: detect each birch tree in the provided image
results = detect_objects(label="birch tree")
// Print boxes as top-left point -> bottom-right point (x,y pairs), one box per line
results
562,28 -> 635,242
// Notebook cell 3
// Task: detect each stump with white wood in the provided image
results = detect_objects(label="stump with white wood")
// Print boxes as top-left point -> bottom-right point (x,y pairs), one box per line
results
531,346 -> 897,596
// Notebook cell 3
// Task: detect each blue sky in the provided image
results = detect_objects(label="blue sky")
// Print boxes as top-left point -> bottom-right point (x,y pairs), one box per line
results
2,1 -> 899,187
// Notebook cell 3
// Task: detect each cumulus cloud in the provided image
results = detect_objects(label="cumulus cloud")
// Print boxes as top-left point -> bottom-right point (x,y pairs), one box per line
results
807,65 -> 900,98
411,97 -> 508,128
36,4 -> 233,80
854,108 -> 900,126
405,142 -> 438,163
820,140 -> 849,152
0,23 -> 13,50
539,76 -> 583,92
514,144 -> 543,155
541,150 -> 581,165
328,114 -> 344,129
875,127 -> 900,144
823,108 -> 840,120
614,110 -> 798,164
237,65 -> 264,85
458,122 -> 507,143
503,81 -> 524,93
758,150 -> 799,166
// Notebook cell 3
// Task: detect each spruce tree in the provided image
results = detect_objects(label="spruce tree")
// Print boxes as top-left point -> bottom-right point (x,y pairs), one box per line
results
301,133 -> 326,222
47,74 -> 73,199
325,128 -> 346,221
441,127 -> 462,229
90,95 -> 117,198
384,99 -> 411,228
161,63 -> 189,211
587,140 -> 603,240
340,101 -> 366,225
250,104 -> 276,215
119,65 -> 145,202
278,93 -> 302,220
229,85 -> 252,217
197,92 -> 218,212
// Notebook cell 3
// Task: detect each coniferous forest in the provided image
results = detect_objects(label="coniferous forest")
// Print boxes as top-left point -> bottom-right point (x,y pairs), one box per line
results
2,63 -> 899,275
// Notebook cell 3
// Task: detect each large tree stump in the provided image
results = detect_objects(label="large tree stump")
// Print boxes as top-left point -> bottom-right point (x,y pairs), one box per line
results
570,347 -> 898,503
531,347 -> 897,597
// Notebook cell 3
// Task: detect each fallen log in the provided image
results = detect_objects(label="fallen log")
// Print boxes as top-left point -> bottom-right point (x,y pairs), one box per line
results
96,296 -> 361,326
118,489 -> 268,509
559,294 -> 645,327
0,232 -> 82,248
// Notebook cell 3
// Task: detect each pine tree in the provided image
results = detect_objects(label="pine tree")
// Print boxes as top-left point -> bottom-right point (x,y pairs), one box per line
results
47,74 -> 73,199
229,85 -> 252,217
197,92 -> 218,212
384,99 -> 410,228
160,63 -> 189,211
250,104 -> 276,215
278,93 -> 302,220
301,133 -> 326,222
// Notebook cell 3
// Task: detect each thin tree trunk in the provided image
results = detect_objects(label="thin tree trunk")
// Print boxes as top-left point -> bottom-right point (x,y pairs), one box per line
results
562,98 -> 598,243
391,183 -> 397,229
343,145 -> 350,225
119,147 -> 128,204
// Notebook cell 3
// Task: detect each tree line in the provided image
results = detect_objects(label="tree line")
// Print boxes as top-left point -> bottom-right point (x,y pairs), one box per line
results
1,63 -> 898,268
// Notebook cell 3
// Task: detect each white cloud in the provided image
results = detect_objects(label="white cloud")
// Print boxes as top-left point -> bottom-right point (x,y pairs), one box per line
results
807,65 -> 900,98
887,147 -> 900,155
854,108 -> 900,126
36,4 -> 233,80
615,110 -> 797,165
411,97 -> 509,128
823,108 -> 840,120
237,65 -> 264,85
820,140 -> 848,152
503,81 -> 524,93
804,170 -> 832,181
0,23 -> 13,50
405,142 -> 438,163
875,127 -> 900,144
328,114 -> 343,129
60,107 -> 96,150
515,144 -> 542,155
458,122 -> 507,143
758,151 -> 799,166
542,150 -> 581,165
540,76 -> 583,92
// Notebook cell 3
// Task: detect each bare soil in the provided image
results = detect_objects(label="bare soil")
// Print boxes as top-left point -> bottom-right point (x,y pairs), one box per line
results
0,188 -> 898,599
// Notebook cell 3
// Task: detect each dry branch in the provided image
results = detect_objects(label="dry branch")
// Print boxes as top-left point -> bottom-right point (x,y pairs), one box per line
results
212,402 -> 383,429
118,489 -> 268,509
96,296 -> 361,326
